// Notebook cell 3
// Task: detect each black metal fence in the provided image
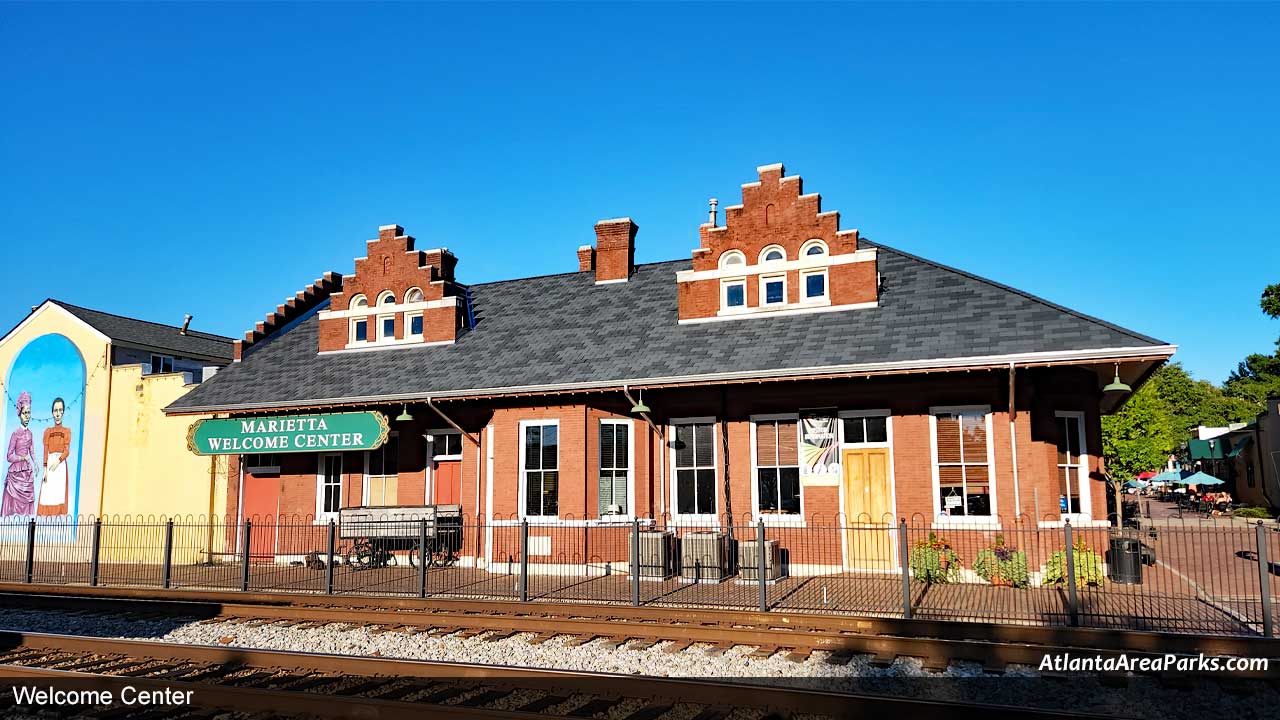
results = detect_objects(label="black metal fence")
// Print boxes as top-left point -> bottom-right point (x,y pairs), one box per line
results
0,512 -> 1274,638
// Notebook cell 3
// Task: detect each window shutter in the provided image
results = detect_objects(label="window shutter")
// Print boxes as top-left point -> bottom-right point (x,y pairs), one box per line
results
694,423 -> 714,467
524,426 -> 541,471
935,415 -> 962,463
598,472 -> 613,515
543,470 -> 558,516
615,424 -> 629,469
777,421 -> 799,463
612,472 -> 627,514
675,424 -> 694,467
600,423 -> 615,469
756,421 -> 778,465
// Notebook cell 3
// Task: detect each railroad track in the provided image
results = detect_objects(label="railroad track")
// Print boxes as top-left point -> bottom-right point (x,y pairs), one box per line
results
0,583 -> 1275,679
0,631 -> 1104,720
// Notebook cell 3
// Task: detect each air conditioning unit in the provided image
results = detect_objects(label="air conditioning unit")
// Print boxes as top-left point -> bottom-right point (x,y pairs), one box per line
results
633,530 -> 674,578
738,538 -> 782,581
680,531 -> 729,582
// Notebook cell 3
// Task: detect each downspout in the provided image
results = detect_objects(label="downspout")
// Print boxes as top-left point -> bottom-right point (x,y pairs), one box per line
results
1009,363 -> 1022,522
622,385 -> 663,520
97,346 -> 113,518
424,397 -> 480,447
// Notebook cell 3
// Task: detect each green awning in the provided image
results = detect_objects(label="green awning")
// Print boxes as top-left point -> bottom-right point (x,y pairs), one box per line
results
1227,436 -> 1252,458
1187,438 -> 1223,460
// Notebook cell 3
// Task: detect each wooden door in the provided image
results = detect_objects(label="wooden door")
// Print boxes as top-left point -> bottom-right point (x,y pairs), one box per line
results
433,461 -> 462,505
841,448 -> 893,569
240,474 -> 279,559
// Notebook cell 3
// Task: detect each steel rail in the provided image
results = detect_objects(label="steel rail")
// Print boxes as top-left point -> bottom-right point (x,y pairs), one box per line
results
0,631 -> 1104,720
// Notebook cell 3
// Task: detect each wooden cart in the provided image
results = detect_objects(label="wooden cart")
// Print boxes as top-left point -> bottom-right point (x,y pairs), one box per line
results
338,504 -> 462,569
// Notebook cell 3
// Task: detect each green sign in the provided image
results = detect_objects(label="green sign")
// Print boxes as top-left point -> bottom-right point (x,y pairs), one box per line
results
187,412 -> 390,455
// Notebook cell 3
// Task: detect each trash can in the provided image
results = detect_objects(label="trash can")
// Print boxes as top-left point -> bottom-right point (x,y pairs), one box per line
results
1107,535 -> 1143,584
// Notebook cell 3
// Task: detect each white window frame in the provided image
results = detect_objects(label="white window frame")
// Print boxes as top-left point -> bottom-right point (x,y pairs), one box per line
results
349,317 -> 369,345
376,290 -> 396,306
406,311 -> 424,338
929,405 -> 998,527
597,419 -> 635,521
315,452 -> 343,523
750,413 -> 804,526
1054,410 -> 1092,523
426,428 -> 462,505
668,416 -> 719,521
362,432 -> 399,507
718,250 -> 746,270
519,419 -> 560,521
720,277 -> 748,312
758,244 -> 787,264
349,294 -> 368,309
377,313 -> 396,342
149,354 -> 175,374
404,287 -> 424,304
801,239 -> 828,257
759,273 -> 787,307
800,268 -> 829,304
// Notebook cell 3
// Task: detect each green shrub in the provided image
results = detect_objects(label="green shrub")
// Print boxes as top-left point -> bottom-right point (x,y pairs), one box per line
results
909,532 -> 962,584
1234,506 -> 1274,519
972,534 -> 1030,588
1043,539 -> 1105,587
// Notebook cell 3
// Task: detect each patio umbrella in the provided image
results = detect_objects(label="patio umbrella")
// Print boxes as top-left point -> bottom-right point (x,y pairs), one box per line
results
1124,479 -> 1149,488
1151,469 -> 1190,485
1178,471 -> 1225,486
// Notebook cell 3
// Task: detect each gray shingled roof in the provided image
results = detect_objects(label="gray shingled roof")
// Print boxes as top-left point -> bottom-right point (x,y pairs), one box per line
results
166,242 -> 1168,413
52,300 -> 234,362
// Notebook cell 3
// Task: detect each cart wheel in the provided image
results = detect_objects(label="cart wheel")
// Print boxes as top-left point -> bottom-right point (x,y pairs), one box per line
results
407,541 -> 424,568
348,539 -> 376,570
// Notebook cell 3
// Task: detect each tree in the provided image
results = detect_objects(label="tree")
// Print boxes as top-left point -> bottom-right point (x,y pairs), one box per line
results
1102,384 -> 1176,480
1261,282 -> 1280,320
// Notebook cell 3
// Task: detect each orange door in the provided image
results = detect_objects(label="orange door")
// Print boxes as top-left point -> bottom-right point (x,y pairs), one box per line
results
433,460 -> 462,505
240,474 -> 279,558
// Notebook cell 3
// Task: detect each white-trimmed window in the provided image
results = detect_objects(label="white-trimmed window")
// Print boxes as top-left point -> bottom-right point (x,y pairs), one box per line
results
364,433 -> 399,506
759,245 -> 786,264
672,418 -> 717,516
407,312 -> 424,338
760,274 -> 786,306
350,317 -> 368,343
521,421 -> 559,517
753,417 -> 801,516
404,287 -> 424,304
718,250 -> 746,270
801,268 -> 827,302
349,294 -> 368,309
378,314 -> 395,341
377,291 -> 396,306
598,420 -> 633,518
1056,411 -> 1088,517
842,414 -> 888,445
801,239 -> 828,257
149,354 -> 174,374
430,430 -> 462,459
316,453 -> 343,520
721,278 -> 746,310
931,407 -> 995,519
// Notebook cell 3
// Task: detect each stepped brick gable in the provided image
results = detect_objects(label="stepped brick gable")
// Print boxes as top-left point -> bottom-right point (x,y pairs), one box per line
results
235,272 -> 342,360
317,224 -> 465,352
676,163 -> 878,323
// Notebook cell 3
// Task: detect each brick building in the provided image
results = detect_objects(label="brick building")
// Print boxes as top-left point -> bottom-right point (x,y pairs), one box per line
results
165,164 -> 1176,572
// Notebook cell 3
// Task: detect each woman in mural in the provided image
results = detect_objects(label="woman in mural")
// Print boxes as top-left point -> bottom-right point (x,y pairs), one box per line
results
2,391 -> 39,517
38,397 -> 71,516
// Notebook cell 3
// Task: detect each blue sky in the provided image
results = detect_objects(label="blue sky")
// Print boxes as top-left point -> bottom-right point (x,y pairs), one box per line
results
2,3 -> 1276,383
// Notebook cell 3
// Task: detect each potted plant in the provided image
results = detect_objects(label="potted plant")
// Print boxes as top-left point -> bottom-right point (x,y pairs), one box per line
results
1043,538 -> 1105,587
972,534 -> 1029,588
908,532 -> 961,584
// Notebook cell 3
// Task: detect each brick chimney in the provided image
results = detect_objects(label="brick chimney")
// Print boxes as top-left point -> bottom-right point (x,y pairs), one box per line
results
592,218 -> 637,284
577,245 -> 595,272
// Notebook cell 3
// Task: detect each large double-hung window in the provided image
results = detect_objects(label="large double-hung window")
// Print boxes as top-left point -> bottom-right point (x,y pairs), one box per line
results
754,418 -> 801,515
598,420 -> 632,517
364,434 -> 399,506
932,408 -> 993,518
672,419 -> 717,516
522,421 -> 559,517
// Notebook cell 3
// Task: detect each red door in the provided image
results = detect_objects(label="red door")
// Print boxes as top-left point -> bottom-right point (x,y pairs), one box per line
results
433,461 -> 462,505
240,474 -> 279,558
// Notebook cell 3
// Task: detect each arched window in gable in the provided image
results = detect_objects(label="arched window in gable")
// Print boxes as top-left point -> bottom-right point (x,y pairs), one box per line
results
404,287 -> 424,304
377,291 -> 396,306
759,245 -> 786,264
801,239 -> 828,257
718,250 -> 746,270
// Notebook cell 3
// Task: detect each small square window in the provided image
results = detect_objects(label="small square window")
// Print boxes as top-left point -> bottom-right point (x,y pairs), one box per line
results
724,281 -> 745,308
381,317 -> 395,340
353,320 -> 368,342
764,278 -> 784,305
804,272 -> 826,300
410,314 -> 424,336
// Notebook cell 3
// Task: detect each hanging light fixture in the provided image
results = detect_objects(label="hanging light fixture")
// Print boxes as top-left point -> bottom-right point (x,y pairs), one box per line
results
1102,363 -> 1131,394
395,403 -> 414,422
630,389 -> 650,415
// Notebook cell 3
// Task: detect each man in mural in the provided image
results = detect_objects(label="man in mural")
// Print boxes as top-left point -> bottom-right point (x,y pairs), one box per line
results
2,391 -> 39,517
38,397 -> 70,516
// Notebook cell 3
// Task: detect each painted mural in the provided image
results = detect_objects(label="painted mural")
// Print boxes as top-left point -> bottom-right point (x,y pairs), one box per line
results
1,334 -> 86,521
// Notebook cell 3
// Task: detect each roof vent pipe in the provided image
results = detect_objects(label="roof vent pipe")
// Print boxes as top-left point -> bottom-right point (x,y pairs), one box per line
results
180,314 -> 193,335
708,198 -> 718,227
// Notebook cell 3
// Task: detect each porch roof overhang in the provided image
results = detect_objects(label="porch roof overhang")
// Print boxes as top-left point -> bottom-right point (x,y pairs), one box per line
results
164,343 -> 1175,416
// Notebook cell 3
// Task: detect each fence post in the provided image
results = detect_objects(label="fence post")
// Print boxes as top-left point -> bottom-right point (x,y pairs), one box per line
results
630,518 -> 641,606
1064,520 -> 1079,627
419,518 -> 429,599
1256,522 -> 1274,638
89,518 -> 102,587
757,518 -> 768,612
240,519 -> 252,592
518,519 -> 529,603
898,520 -> 911,620
24,519 -> 36,584
162,519 -> 174,589
325,520 -> 336,596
